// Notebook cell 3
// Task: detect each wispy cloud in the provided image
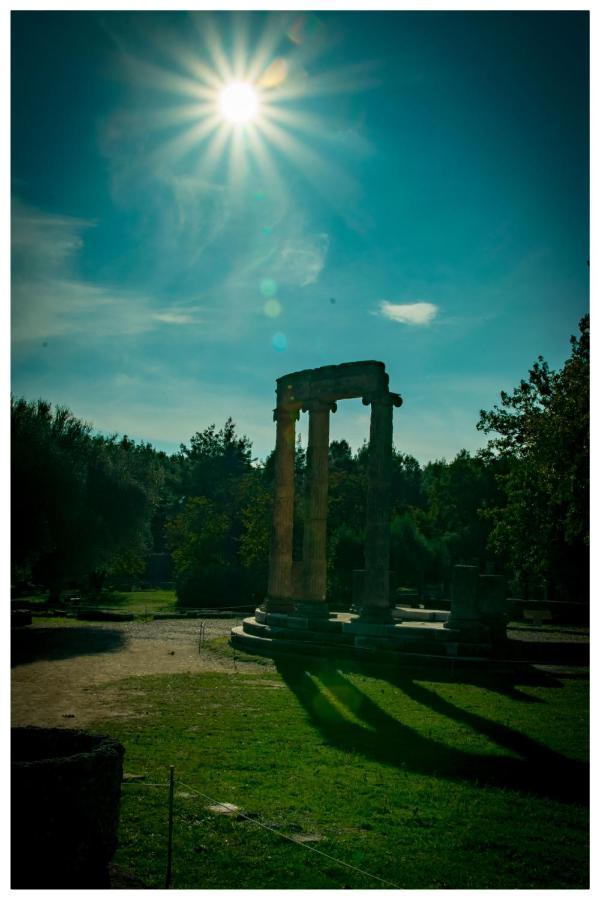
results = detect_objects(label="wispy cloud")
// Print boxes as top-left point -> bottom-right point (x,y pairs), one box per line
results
11,198 -> 213,343
377,301 -> 439,326
151,306 -> 206,325
271,229 -> 329,287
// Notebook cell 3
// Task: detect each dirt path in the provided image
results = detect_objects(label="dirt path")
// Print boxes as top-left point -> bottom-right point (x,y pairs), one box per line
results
12,617 -> 588,729
11,617 -> 269,728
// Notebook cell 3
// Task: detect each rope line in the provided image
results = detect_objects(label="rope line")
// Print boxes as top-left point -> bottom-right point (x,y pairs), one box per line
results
175,780 -> 400,890
121,781 -> 169,788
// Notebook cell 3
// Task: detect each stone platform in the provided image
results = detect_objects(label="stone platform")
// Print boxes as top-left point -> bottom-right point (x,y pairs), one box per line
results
230,608 -> 495,667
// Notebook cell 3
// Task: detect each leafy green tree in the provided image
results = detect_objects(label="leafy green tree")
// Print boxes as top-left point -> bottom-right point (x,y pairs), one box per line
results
477,315 -> 589,600
11,399 -> 163,601
167,419 -> 267,607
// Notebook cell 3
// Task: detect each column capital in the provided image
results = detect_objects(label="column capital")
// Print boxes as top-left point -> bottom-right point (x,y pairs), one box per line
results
273,406 -> 301,423
301,399 -> 337,414
362,391 -> 402,408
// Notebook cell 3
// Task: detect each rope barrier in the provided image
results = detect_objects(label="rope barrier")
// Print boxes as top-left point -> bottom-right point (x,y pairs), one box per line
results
120,775 -> 400,888
175,779 -> 400,889
121,781 -> 169,788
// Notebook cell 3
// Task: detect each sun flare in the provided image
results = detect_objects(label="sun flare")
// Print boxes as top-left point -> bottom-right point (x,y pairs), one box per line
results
218,81 -> 259,123
114,13 -> 378,202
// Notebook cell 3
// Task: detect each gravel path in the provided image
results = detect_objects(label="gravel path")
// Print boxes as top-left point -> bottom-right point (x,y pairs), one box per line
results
11,617 -> 268,729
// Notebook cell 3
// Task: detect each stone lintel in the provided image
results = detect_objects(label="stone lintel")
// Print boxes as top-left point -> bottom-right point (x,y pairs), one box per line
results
276,361 -> 389,407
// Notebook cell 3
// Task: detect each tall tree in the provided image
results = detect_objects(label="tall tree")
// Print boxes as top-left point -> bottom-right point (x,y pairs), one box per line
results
477,315 -> 589,600
11,399 -> 163,600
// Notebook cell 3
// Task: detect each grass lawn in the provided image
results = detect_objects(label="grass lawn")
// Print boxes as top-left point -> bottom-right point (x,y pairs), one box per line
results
89,646 -> 589,889
20,590 -> 178,616
87,590 -> 178,616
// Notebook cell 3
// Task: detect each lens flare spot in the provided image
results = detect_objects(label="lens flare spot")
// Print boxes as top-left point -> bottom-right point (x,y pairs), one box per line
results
272,332 -> 287,352
258,58 -> 288,89
260,278 -> 278,297
264,299 -> 282,318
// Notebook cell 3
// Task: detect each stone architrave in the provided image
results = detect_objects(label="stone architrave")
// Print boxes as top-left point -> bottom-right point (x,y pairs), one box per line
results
264,406 -> 299,612
297,399 -> 336,618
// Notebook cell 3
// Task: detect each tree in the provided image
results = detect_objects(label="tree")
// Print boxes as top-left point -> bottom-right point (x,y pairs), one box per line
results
11,399 -> 163,601
167,419 -> 266,607
477,315 -> 589,600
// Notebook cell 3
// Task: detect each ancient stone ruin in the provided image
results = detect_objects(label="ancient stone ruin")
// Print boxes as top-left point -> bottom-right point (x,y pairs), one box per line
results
231,360 -> 507,662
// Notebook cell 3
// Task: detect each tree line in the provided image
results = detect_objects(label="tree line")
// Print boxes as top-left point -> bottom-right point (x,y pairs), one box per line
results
11,316 -> 588,607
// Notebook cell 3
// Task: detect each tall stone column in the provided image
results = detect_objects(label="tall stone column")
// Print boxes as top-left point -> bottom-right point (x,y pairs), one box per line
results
264,405 -> 298,612
360,391 -> 402,622
297,399 -> 335,618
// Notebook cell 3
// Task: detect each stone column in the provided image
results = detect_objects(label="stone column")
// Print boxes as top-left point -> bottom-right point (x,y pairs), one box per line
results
264,406 -> 298,612
297,399 -> 335,618
479,574 -> 507,642
360,391 -> 401,622
445,564 -> 482,634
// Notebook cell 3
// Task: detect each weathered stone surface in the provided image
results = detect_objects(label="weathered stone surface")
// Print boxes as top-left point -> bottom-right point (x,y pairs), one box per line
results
446,564 -> 482,632
300,400 -> 332,609
264,361 -> 401,628
276,360 -> 388,407
265,407 -> 298,611
11,727 -> 124,889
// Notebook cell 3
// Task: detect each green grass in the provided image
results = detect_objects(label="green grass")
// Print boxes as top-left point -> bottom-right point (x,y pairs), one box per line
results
87,590 -> 178,615
88,654 -> 588,889
20,590 -> 178,616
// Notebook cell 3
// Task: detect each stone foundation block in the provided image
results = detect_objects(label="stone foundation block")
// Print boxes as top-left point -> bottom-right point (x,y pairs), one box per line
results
342,622 -> 391,636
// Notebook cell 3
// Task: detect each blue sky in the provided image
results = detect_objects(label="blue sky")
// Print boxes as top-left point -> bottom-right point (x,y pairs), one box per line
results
11,11 -> 589,462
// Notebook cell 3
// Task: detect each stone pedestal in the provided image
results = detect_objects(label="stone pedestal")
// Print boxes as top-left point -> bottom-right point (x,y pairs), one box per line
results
445,564 -> 481,632
264,407 -> 298,613
479,574 -> 508,640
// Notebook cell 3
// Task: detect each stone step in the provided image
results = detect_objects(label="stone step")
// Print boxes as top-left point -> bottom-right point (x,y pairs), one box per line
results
230,626 -> 498,670
393,607 -> 449,623
255,609 -> 350,633
232,625 -> 355,660
242,618 -> 355,646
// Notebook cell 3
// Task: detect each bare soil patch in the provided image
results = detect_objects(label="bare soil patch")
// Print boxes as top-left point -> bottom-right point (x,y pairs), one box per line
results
11,617 -> 271,728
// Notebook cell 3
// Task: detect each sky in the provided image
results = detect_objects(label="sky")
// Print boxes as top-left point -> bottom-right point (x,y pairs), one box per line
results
11,10 -> 589,463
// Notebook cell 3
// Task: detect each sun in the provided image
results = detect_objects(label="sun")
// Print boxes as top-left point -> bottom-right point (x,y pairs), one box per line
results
115,13 -> 377,198
218,81 -> 259,123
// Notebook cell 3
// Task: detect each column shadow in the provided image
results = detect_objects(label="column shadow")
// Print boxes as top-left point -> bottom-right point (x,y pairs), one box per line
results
275,658 -> 588,806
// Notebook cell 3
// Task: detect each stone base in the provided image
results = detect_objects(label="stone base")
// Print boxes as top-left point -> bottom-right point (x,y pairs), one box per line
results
445,616 -> 490,641
293,601 -> 331,619
230,613 -> 500,667
230,623 -> 507,671
394,607 -> 449,623
261,598 -> 296,614
354,605 -> 394,624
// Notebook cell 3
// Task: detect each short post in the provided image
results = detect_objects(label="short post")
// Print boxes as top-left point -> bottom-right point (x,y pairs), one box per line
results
165,765 -> 175,888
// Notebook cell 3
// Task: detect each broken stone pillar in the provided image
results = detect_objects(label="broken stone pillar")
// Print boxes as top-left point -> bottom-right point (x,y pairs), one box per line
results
264,406 -> 298,612
359,391 -> 402,622
297,399 -> 334,618
445,564 -> 482,634
479,574 -> 508,641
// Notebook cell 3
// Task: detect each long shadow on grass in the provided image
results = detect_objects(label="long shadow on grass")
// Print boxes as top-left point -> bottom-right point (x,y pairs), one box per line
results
276,659 -> 588,806
11,626 -> 126,666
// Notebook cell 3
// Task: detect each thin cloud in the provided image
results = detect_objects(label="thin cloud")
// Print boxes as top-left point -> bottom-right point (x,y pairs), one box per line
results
378,301 -> 439,325
152,307 -> 205,325
11,198 -> 208,343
